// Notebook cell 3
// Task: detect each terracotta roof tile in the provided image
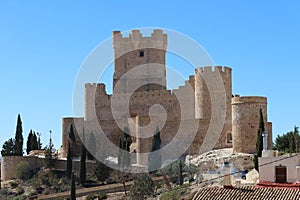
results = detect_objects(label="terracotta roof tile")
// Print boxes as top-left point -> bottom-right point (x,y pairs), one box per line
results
193,186 -> 300,200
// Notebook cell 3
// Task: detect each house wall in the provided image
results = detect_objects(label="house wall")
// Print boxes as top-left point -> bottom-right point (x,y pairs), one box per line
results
259,155 -> 300,183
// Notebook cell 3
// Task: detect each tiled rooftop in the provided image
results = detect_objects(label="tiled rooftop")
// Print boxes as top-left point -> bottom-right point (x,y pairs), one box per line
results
193,186 -> 300,200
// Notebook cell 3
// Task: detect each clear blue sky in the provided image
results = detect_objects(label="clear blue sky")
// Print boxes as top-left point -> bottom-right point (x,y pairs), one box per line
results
0,1 -> 299,149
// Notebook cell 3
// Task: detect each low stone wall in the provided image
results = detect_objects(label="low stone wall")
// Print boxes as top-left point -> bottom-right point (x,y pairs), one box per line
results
1,156 -> 96,182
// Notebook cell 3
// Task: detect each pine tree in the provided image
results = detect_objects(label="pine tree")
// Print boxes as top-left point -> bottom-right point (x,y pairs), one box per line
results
148,127 -> 162,172
80,131 -> 86,185
14,114 -> 24,156
255,109 -> 265,171
70,172 -> 76,200
1,138 -> 15,156
67,142 -> 72,179
26,130 -> 33,155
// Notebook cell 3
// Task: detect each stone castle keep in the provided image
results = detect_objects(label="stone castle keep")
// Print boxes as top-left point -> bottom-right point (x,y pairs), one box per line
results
62,30 -> 273,165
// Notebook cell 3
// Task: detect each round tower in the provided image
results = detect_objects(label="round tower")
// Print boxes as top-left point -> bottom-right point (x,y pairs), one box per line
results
232,96 -> 268,154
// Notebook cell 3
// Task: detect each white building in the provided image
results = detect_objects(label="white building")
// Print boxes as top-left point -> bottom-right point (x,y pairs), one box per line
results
259,150 -> 300,183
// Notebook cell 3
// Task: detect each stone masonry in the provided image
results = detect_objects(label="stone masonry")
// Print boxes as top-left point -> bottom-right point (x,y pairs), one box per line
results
61,29 -> 273,164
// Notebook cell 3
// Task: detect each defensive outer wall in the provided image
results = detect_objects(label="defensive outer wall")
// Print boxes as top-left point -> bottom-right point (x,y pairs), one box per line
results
1,156 -> 96,182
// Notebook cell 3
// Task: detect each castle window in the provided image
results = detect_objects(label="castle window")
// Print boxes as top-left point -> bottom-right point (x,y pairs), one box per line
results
139,50 -> 144,57
227,133 -> 232,143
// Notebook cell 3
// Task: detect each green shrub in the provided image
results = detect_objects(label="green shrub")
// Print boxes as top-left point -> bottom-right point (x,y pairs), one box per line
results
30,169 -> 59,188
12,195 -> 26,200
160,185 -> 189,200
16,187 -> 25,195
9,181 -> 18,188
14,161 -> 32,180
130,174 -> 155,200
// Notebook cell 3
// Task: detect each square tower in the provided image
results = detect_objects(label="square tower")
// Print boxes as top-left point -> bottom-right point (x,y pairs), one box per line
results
112,30 -> 167,94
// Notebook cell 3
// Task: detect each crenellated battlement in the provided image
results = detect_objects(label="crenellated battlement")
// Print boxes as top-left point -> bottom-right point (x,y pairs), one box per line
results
113,29 -> 167,58
195,66 -> 232,76
85,83 -> 107,95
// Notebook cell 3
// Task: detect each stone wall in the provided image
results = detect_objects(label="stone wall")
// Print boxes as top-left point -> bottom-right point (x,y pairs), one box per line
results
1,156 -> 96,182
232,96 -> 271,154
112,29 -> 167,94
62,29 -> 273,161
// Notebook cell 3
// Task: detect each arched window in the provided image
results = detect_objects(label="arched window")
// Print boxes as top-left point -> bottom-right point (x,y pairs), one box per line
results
227,133 -> 232,143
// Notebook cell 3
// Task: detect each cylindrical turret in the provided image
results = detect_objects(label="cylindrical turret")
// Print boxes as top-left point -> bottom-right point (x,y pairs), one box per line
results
232,96 -> 268,154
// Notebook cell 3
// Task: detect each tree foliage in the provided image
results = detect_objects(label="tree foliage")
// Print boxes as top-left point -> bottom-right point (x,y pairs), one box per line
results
148,127 -> 162,172
1,138 -> 15,156
80,132 -> 87,185
26,130 -> 39,155
94,160 -> 110,183
118,127 -> 132,168
37,132 -> 42,150
70,172 -> 76,200
45,132 -> 55,168
26,130 -> 33,155
67,142 -> 72,178
87,132 -> 96,160
130,173 -> 155,200
31,132 -> 38,151
14,161 -> 32,180
255,109 -> 264,171
274,126 -> 300,154
14,114 -> 24,156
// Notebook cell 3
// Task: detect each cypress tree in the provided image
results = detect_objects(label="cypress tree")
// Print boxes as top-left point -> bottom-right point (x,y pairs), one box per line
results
94,160 -> 110,184
70,172 -> 76,200
148,127 -> 162,172
87,132 -> 96,160
67,142 -> 72,178
14,114 -> 23,156
179,160 -> 184,185
37,132 -> 42,150
255,109 -> 265,171
295,126 -> 299,153
80,131 -> 86,185
118,138 -> 124,168
26,130 -> 33,155
31,132 -> 38,151
118,127 -> 132,168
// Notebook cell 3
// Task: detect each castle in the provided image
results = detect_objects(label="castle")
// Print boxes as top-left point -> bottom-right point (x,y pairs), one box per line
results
62,29 -> 273,166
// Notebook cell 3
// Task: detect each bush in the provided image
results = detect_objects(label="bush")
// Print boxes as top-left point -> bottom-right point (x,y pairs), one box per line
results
16,187 -> 25,195
9,181 -> 18,188
160,184 -> 189,200
30,169 -> 59,188
12,195 -> 26,200
130,174 -> 155,200
14,161 -> 32,180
